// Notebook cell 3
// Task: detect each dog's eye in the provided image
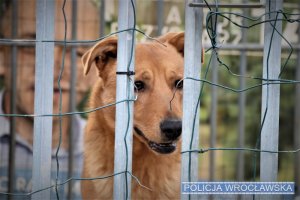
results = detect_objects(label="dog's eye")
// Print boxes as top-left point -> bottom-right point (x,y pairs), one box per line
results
134,81 -> 145,92
175,79 -> 183,89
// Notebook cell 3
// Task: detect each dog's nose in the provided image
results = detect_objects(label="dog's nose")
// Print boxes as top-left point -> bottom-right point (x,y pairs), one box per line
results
160,119 -> 182,141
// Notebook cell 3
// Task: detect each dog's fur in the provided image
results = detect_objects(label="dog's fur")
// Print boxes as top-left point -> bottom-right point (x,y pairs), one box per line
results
81,33 -> 186,199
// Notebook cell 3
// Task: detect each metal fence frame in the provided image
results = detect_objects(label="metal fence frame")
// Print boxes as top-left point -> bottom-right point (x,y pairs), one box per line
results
32,0 -> 55,199
181,1 -> 202,200
113,0 -> 135,199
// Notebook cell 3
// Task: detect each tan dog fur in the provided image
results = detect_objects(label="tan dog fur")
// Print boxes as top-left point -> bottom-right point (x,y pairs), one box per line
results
81,33 -> 186,199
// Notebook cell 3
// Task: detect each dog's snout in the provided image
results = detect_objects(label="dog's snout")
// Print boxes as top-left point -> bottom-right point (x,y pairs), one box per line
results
160,119 -> 182,141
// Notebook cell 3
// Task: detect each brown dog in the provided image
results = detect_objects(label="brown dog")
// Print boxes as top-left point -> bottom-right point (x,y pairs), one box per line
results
81,32 -> 185,199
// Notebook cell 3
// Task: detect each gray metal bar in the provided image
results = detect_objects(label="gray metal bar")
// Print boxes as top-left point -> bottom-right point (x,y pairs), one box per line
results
294,21 -> 300,197
0,40 -> 94,46
209,51 -> 217,200
157,0 -> 164,36
189,3 -> 265,8
294,5 -> 300,197
210,52 -> 217,182
1,41 -> 300,51
8,0 -> 18,198
236,52 -> 246,196
113,0 -> 135,199
67,0 -> 78,199
100,0 -> 105,37
209,12 -> 218,184
206,44 -> 291,51
31,0 -> 55,199
259,1 -> 282,200
237,2 -> 247,183
181,0 -> 202,200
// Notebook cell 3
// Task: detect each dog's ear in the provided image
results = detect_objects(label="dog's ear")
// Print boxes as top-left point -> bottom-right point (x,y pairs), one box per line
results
158,32 -> 204,63
82,36 -> 118,76
158,32 -> 184,56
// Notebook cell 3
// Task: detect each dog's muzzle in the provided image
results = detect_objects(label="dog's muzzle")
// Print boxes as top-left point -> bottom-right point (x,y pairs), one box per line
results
134,124 -> 181,154
160,119 -> 182,141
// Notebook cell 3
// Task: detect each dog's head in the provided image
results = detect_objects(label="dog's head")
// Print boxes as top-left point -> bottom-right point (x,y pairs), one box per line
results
83,32 -> 186,155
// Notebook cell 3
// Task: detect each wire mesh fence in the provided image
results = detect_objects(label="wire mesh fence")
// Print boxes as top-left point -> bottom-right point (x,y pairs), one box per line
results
0,0 -> 299,199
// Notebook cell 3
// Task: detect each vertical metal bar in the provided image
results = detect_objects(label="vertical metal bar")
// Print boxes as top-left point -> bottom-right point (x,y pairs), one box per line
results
294,12 -> 300,196
31,0 -> 55,199
8,0 -> 18,198
209,16 -> 218,183
157,0 -> 164,36
67,1 -> 78,199
209,52 -> 217,200
260,1 -> 282,200
209,52 -> 217,182
181,0 -> 202,200
100,0 -> 105,37
113,0 -> 135,199
237,1 -> 247,183
237,7 -> 247,200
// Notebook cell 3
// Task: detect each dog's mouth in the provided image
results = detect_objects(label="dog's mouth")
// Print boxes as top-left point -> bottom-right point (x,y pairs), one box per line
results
134,127 -> 176,154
